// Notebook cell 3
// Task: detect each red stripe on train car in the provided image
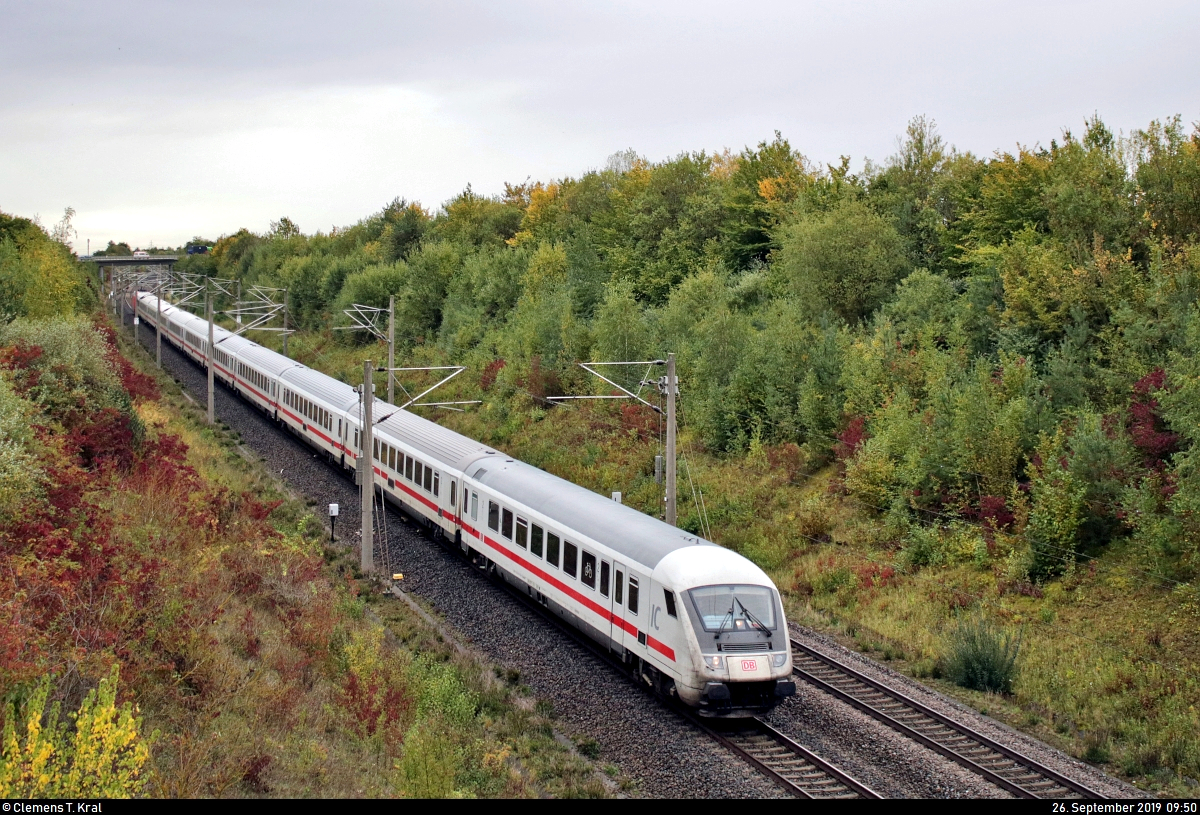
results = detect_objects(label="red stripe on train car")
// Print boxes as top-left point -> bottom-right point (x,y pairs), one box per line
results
480,534 -> 675,662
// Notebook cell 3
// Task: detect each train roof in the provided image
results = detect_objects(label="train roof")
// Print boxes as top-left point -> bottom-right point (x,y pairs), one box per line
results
280,365 -> 360,410
235,343 -> 302,377
466,457 -> 716,569
211,331 -> 257,355
373,406 -> 497,471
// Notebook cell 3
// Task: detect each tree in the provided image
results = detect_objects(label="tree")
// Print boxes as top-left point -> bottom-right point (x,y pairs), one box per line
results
1134,116 -> 1200,244
49,207 -> 77,250
773,198 -> 911,323
721,132 -> 811,270
380,198 -> 429,262
269,216 -> 302,239
95,241 -> 132,257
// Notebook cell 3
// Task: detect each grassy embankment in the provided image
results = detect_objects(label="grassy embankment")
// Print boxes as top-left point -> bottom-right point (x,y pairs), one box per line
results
260,324 -> 1198,796
0,312 -> 613,798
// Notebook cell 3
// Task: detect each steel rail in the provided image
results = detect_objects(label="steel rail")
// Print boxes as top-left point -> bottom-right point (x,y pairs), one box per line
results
688,714 -> 881,799
790,638 -> 1106,799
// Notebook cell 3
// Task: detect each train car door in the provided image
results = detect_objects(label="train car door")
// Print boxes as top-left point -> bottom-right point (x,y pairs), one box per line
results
611,562 -> 630,653
449,478 -> 462,536
598,557 -> 615,649
625,568 -> 650,658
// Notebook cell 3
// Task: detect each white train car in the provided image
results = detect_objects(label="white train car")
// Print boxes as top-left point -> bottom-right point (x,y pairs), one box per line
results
133,290 -> 796,715
279,365 -> 361,466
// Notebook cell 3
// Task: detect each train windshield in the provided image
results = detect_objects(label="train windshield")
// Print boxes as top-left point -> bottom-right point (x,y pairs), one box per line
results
688,585 -> 777,632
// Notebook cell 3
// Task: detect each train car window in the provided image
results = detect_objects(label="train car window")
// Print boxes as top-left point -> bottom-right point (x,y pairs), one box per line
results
488,501 -> 499,532
449,481 -> 456,507
530,525 -> 543,557
546,533 -> 559,567
405,455 -> 413,480
627,577 -> 639,615
563,542 -> 577,578
614,570 -> 624,605
432,472 -> 439,497
388,446 -> 396,470
663,590 -> 677,618
354,429 -> 359,448
515,517 -> 527,548
501,508 -> 513,539
414,460 -> 423,486
600,562 -> 610,597
373,438 -> 380,460
471,492 -> 478,521
423,466 -> 433,493
581,552 -> 596,589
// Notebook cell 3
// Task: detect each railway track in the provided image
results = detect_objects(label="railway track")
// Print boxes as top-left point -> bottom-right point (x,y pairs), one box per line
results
789,638 -> 1106,799
691,715 -> 881,799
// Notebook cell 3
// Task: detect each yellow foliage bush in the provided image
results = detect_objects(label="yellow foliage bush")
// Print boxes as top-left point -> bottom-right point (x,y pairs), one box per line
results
0,666 -> 151,798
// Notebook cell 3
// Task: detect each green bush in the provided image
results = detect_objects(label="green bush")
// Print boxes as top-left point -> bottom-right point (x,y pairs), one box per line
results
943,614 -> 1022,693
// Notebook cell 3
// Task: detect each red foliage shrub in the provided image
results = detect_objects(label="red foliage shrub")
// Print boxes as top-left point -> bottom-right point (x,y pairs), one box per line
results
70,407 -> 136,471
341,672 -> 412,740
93,321 -> 160,401
976,495 -> 1015,532
242,755 -> 273,793
520,356 -> 561,401
997,578 -> 1044,599
239,609 -> 261,659
620,403 -> 658,441
855,562 -> 897,590
1128,368 -> 1179,469
766,443 -> 805,483
833,416 -> 869,462
0,341 -> 44,395
480,358 -> 506,391
241,493 -> 283,522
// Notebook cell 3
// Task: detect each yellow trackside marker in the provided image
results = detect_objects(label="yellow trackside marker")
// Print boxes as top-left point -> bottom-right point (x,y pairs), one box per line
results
393,573 -> 404,581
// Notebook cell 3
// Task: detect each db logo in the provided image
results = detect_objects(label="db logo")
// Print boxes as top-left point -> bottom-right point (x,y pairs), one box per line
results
741,659 -> 758,671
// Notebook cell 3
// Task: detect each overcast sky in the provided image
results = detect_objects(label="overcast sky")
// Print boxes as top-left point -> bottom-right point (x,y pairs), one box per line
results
2,0 -> 1197,252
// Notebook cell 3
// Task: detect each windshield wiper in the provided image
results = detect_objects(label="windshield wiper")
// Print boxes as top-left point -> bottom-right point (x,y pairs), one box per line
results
713,607 -> 735,639
735,598 -> 771,635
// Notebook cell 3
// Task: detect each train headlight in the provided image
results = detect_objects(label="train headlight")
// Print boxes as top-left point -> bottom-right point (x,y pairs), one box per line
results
772,653 -> 789,668
703,655 -> 723,670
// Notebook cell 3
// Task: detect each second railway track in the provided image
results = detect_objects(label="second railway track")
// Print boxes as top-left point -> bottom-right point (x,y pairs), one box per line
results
789,638 -> 1105,799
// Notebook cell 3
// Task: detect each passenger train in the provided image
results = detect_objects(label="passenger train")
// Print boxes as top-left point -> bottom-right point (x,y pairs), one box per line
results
134,290 -> 796,715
